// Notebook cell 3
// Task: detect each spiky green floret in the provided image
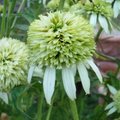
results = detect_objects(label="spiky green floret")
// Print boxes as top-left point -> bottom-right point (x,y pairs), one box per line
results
0,38 -> 28,92
84,0 -> 113,18
27,11 -> 95,69
113,90 -> 120,113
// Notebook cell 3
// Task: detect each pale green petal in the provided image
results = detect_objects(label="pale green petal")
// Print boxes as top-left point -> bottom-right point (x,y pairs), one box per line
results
27,65 -> 35,83
90,13 -> 97,26
87,59 -> 102,83
62,67 -> 76,100
77,63 -> 90,94
43,0 -> 46,5
71,64 -> 77,76
107,107 -> 117,116
113,1 -> 120,18
43,67 -> 56,104
0,92 -> 8,104
98,14 -> 109,33
107,84 -> 117,95
105,102 -> 115,110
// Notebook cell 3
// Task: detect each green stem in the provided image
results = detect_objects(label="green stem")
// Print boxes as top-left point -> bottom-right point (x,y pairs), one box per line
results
37,93 -> 44,120
1,0 -> 7,37
46,104 -> 53,120
6,0 -> 17,37
95,27 -> 103,42
70,100 -> 79,120
11,0 -> 26,29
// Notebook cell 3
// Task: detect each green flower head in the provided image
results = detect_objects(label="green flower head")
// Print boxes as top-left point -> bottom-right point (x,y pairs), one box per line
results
113,90 -> 120,113
0,38 -> 28,92
28,11 -> 102,104
84,0 -> 112,17
80,0 -> 113,33
28,11 -> 95,69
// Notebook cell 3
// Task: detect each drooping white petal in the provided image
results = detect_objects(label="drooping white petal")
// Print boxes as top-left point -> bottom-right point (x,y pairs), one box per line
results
87,59 -> 102,83
107,107 -> 117,116
98,14 -> 109,33
90,13 -> 97,26
107,84 -> 117,95
62,67 -> 76,100
43,0 -> 46,5
113,1 -> 120,18
105,102 -> 114,110
77,63 -> 90,94
27,65 -> 35,83
0,92 -> 8,104
71,64 -> 77,76
43,67 -> 56,104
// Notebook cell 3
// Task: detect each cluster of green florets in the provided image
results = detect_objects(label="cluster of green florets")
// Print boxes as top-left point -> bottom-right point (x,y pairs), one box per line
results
83,0 -> 113,18
113,90 -> 120,113
0,38 -> 28,92
27,12 -> 95,69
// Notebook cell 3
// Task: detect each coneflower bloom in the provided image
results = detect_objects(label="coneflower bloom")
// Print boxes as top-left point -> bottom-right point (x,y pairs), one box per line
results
105,85 -> 120,115
80,0 -> 113,33
0,38 -> 28,92
27,11 -> 102,104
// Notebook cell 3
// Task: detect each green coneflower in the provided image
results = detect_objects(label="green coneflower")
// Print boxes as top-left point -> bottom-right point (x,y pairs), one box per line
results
105,85 -> 120,115
81,0 -> 113,33
0,38 -> 28,92
27,11 -> 102,104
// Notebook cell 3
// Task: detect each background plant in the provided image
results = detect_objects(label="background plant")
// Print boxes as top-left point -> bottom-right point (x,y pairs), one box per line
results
0,0 -> 120,120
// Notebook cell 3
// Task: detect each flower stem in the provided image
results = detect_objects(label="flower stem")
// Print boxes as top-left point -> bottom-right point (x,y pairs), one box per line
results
1,0 -> 7,37
95,27 -> 103,42
11,0 -> 26,29
6,0 -> 17,37
37,93 -> 44,120
70,100 -> 79,120
46,104 -> 53,120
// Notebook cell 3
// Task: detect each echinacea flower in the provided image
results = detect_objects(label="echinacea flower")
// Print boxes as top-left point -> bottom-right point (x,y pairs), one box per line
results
81,0 -> 113,33
0,38 -> 28,92
27,11 -> 102,104
105,84 -> 120,115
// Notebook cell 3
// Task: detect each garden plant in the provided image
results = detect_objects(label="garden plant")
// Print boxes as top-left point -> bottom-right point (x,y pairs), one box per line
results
0,0 -> 120,120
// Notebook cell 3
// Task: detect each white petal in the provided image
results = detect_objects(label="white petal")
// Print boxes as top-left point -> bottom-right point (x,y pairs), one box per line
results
43,0 -> 46,5
107,84 -> 117,95
43,67 -> 56,104
107,107 -> 117,116
77,63 -> 90,94
27,65 -> 35,83
71,64 -> 77,76
113,1 -> 120,18
105,102 -> 114,110
87,59 -> 102,83
90,13 -> 97,26
62,67 -> 76,100
98,14 -> 109,33
0,92 -> 8,104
